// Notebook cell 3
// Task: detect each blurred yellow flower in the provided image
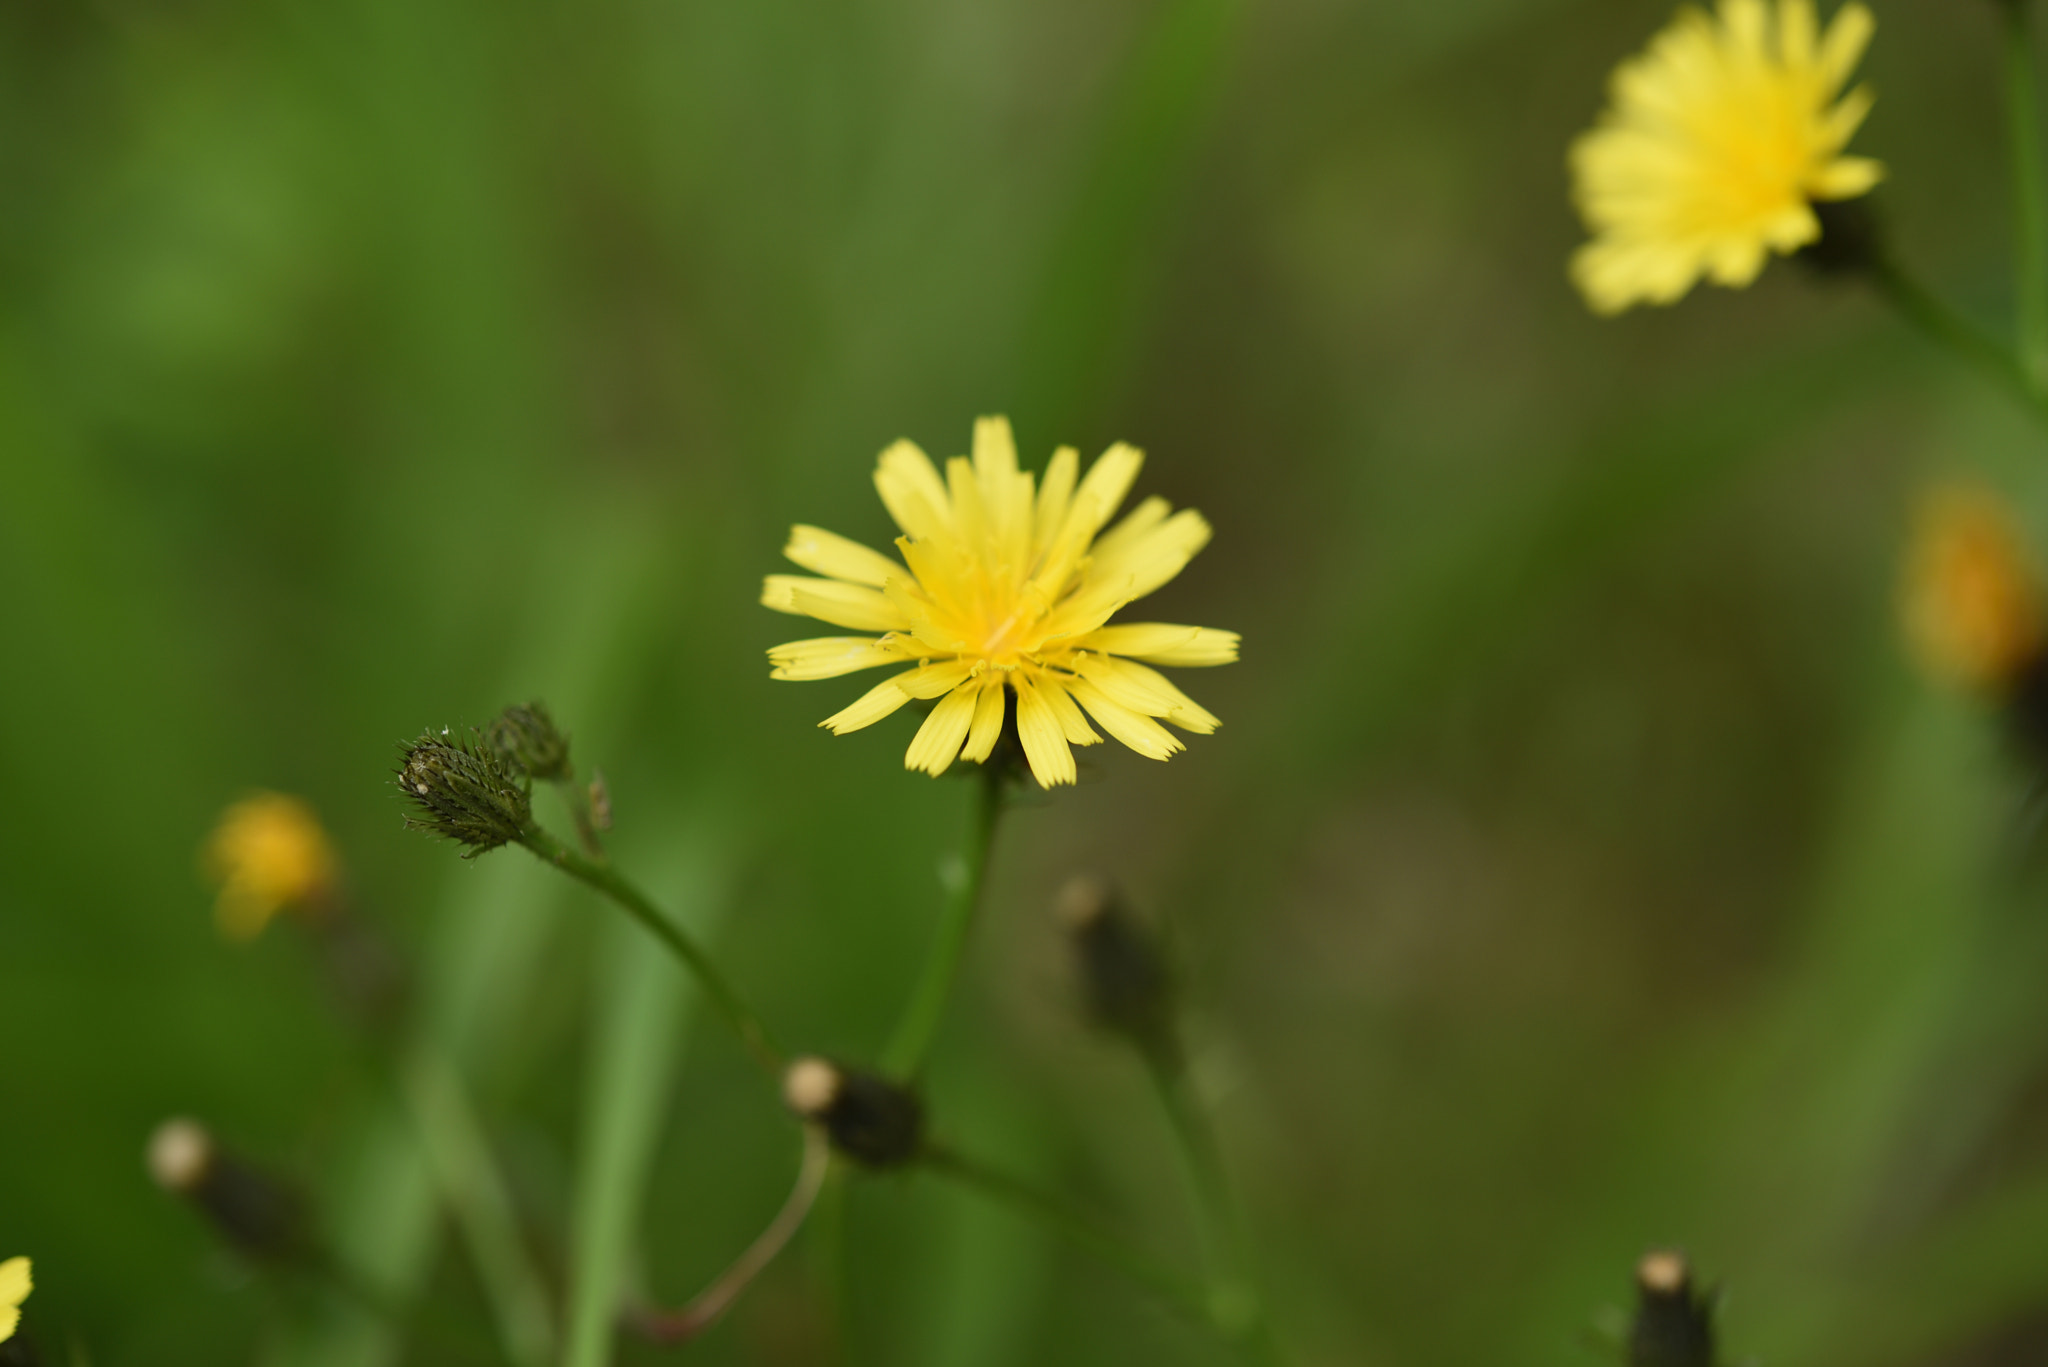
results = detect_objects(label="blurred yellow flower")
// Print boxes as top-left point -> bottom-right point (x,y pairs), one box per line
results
203,792 -> 339,940
1569,0 -> 1883,314
763,417 -> 1238,789
1902,483 -> 2047,696
0,1256 -> 30,1343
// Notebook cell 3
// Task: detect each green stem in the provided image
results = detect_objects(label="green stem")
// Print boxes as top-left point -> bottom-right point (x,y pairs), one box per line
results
400,1049 -> 556,1367
920,1144 -> 1216,1328
2008,0 -> 2048,388
520,827 -> 782,1075
1870,257 -> 2048,424
881,765 -> 1006,1078
1141,1047 -> 1288,1367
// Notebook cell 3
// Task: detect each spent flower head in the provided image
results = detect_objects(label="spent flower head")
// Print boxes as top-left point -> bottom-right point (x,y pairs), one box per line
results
1569,0 -> 1883,314
0,1258 -> 27,1345
1902,482 -> 2048,697
396,728 -> 534,856
203,792 -> 339,941
763,417 -> 1239,789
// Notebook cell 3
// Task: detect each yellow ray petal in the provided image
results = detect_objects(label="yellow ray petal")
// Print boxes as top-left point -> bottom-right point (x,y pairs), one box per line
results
783,525 -> 904,587
961,681 -> 1009,762
762,576 -> 912,632
1067,679 -> 1184,761
1075,623 -> 1240,665
906,684 -> 980,776
820,674 -> 920,734
1037,672 -> 1103,745
1013,675 -> 1077,788
896,657 -> 980,699
874,440 -> 954,544
1072,656 -> 1220,733
768,636 -> 924,681
1033,445 -> 1079,558
1090,507 -> 1212,602
0,1256 -> 30,1342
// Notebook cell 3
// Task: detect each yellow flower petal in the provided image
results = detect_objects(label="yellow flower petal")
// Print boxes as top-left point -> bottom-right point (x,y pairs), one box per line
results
1071,656 -> 1220,733
768,636 -> 924,681
783,525 -> 905,587
820,674 -> 920,734
1066,679 -> 1185,761
1014,676 -> 1077,788
761,576 -> 912,633
1074,623 -> 1240,666
905,685 -> 981,776
960,682 -> 1009,763
874,439 -> 953,544
0,1256 -> 31,1344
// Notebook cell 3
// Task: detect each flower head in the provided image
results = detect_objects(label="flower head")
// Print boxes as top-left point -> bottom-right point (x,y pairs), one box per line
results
1569,0 -> 1883,314
1901,482 -> 2047,696
0,1256 -> 30,1344
204,792 -> 339,941
763,417 -> 1238,789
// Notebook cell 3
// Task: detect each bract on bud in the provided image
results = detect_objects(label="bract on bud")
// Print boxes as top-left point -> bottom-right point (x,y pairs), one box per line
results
1628,1250 -> 1716,1367
488,701 -> 571,782
396,728 -> 533,856
781,1056 -> 924,1169
1058,876 -> 1177,1059
147,1118 -> 308,1263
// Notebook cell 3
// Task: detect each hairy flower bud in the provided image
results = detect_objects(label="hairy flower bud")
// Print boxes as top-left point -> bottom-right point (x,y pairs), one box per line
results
1058,876 -> 1177,1060
488,701 -> 571,782
782,1056 -> 923,1169
396,728 -> 533,856
148,1118 -> 307,1264
1628,1250 -> 1716,1367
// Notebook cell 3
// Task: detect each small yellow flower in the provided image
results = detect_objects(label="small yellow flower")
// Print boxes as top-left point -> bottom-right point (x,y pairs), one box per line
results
203,792 -> 340,940
763,417 -> 1239,789
0,1256 -> 30,1343
1569,0 -> 1883,314
1901,483 -> 2047,696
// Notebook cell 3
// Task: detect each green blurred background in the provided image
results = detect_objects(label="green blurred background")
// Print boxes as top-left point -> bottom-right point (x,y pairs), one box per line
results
10,0 -> 2048,1363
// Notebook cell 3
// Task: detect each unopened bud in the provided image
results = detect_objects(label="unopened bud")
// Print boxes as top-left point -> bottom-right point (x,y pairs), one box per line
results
1058,876 -> 1176,1058
781,1057 -> 923,1169
488,701 -> 571,782
1628,1250 -> 1716,1367
147,1118 -> 306,1263
396,728 -> 533,856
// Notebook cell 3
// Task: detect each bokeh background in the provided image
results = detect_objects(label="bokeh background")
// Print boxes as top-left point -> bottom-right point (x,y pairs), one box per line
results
10,0 -> 2048,1363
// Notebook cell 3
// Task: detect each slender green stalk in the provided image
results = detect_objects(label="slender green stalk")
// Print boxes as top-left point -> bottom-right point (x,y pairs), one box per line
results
2007,0 -> 2048,388
1141,1048 -> 1288,1367
1869,257 -> 2048,424
399,1049 -> 556,1367
521,827 -> 781,1075
882,765 -> 1007,1078
921,1144 -> 1215,1327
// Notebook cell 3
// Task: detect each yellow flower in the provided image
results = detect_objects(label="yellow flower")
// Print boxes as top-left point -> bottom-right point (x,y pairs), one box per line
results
1901,483 -> 2047,696
763,417 -> 1239,789
0,1256 -> 30,1343
203,792 -> 340,940
1569,0 -> 1883,314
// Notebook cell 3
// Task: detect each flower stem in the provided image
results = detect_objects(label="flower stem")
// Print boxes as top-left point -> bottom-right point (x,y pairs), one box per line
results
881,764 -> 1007,1078
920,1143 -> 1217,1328
1869,257 -> 2048,424
2007,0 -> 2048,389
1140,1045 -> 1289,1367
520,827 -> 782,1075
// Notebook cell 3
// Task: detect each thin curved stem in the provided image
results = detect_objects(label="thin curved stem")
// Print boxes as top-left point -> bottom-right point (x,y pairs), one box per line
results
634,1127 -> 832,1343
1869,257 -> 2048,425
2007,0 -> 2048,388
882,764 -> 1007,1078
520,827 -> 782,1076
1141,1047 -> 1289,1367
920,1144 -> 1217,1328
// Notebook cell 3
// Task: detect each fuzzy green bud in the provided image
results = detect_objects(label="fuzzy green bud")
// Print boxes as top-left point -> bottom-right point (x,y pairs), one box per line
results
1058,876 -> 1177,1060
1628,1251 -> 1716,1367
396,728 -> 533,856
782,1056 -> 924,1169
487,701 -> 571,782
